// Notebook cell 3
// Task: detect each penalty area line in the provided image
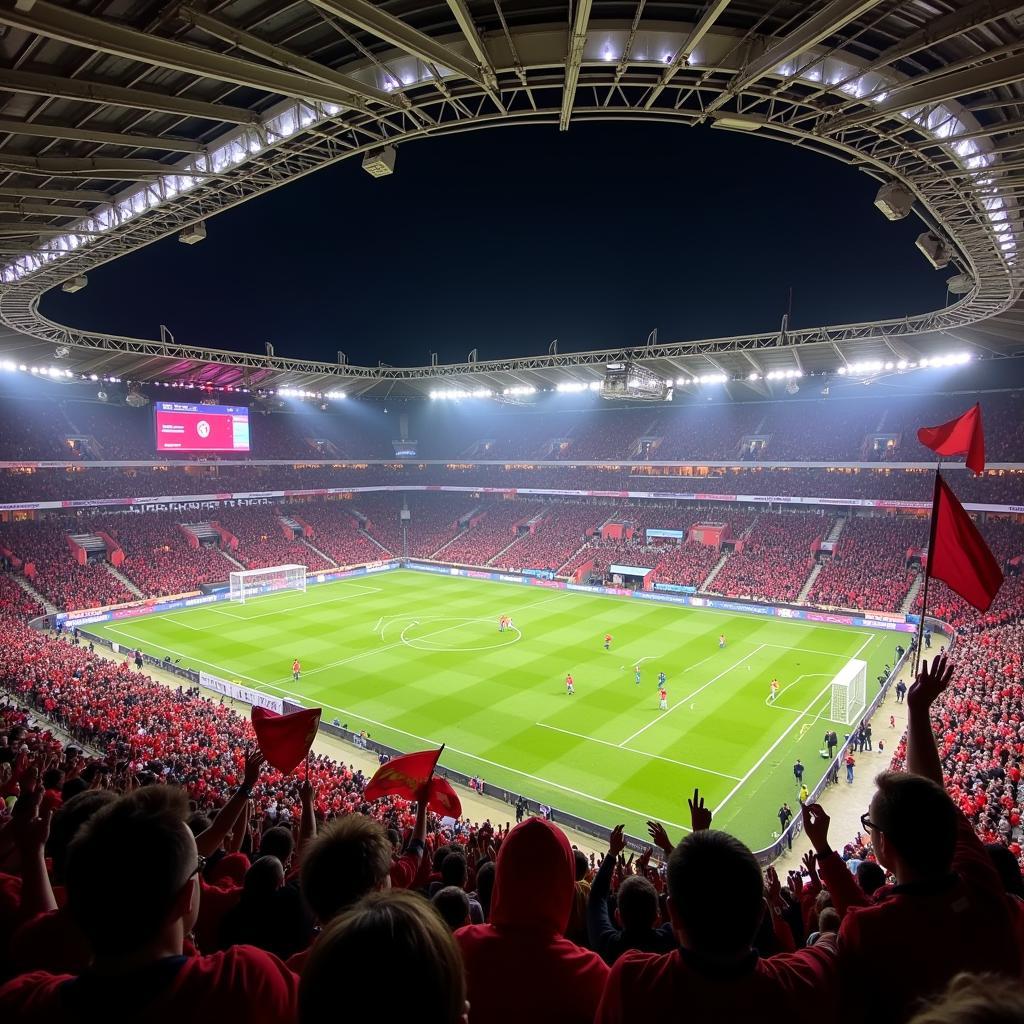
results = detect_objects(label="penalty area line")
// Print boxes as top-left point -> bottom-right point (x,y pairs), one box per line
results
536,723 -> 740,781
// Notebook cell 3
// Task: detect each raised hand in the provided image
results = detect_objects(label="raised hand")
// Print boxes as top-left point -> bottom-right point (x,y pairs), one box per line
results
787,870 -> 804,897
646,820 -> 674,855
242,746 -> 266,789
764,865 -> 783,908
907,654 -> 955,713
802,849 -> 819,883
688,788 -> 713,831
801,802 -> 831,855
607,823 -> 627,859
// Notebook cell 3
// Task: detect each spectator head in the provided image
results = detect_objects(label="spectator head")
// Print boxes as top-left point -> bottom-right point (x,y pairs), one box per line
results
867,772 -> 957,879
666,830 -> 764,956
42,768 -> 63,791
616,875 -> 659,932
300,889 -> 467,1024
474,860 -> 495,919
573,848 -> 589,882
440,850 -> 468,889
984,844 -> 1024,899
432,885 -> 471,930
245,855 -> 285,896
907,972 -> 1024,1024
386,827 -> 402,850
817,907 -> 841,934
300,814 -> 392,925
856,860 -> 887,897
60,776 -> 88,802
489,818 -> 575,933
65,786 -> 199,958
186,811 -> 212,836
259,825 -> 295,867
46,788 -> 117,884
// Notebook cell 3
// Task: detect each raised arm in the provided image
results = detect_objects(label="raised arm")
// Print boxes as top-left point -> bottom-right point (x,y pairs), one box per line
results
905,654 -> 955,787
196,747 -> 265,858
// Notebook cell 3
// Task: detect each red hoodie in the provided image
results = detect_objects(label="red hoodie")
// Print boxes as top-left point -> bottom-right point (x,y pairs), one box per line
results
455,818 -> 609,1024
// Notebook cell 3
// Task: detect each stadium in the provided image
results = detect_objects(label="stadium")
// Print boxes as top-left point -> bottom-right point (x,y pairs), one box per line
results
0,1 -> 1022,1021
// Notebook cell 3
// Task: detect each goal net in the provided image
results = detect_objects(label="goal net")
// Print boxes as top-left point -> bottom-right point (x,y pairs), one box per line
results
829,658 -> 868,726
229,564 -> 307,605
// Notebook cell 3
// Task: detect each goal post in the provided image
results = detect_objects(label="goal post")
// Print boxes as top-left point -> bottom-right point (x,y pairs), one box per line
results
229,564 -> 307,605
829,658 -> 868,726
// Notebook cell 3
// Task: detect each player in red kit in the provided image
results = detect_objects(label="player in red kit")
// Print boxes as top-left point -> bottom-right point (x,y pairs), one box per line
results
604,633 -> 612,651
566,673 -> 575,695
292,658 -> 301,682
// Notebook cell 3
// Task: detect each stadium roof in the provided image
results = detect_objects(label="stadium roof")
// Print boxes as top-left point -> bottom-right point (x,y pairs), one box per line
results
0,0 -> 1022,397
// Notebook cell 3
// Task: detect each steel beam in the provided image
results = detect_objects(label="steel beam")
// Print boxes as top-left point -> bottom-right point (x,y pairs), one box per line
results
0,118 -> 204,153
706,0 -> 885,114
0,201 -> 101,217
0,186 -> 110,202
446,0 -> 499,91
306,0 -> 485,87
0,155 -> 174,178
559,0 -> 592,131
0,68 -> 259,125
645,0 -> 732,109
0,0 -> 381,111
822,52 -> 1024,133
179,7 -> 400,108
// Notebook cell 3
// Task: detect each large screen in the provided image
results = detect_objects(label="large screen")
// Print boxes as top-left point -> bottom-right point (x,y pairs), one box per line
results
154,402 -> 251,453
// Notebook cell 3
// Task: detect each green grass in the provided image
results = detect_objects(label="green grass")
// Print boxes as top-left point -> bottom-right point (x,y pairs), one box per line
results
88,570 -> 897,849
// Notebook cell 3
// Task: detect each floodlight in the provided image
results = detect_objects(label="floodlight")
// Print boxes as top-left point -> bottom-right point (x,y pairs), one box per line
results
179,221 -> 206,245
362,146 -> 397,178
62,276 -> 87,293
946,273 -> 974,294
874,182 -> 914,221
915,231 -> 951,269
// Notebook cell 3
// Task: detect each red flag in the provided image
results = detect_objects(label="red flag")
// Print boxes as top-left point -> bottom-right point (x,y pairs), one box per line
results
427,776 -> 463,818
926,474 -> 1003,612
364,747 -> 443,805
251,706 -> 321,775
917,403 -> 985,474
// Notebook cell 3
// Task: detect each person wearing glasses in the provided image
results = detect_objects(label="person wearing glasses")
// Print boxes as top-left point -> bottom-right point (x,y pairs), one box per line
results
800,655 -> 1020,1024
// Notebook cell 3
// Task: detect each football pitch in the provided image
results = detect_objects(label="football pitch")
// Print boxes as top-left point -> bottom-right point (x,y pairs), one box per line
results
88,570 -> 897,848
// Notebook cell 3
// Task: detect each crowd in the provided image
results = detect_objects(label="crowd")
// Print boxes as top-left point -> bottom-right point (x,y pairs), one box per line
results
1,461 -> 1022,510
432,502 -> 541,566
0,523 -> 134,612
278,504 -> 386,567
0,643 -> 1020,1022
491,505 -> 608,572
808,517 -> 926,613
99,513 -> 235,596
709,513 -> 834,603
214,510 -> 333,574
354,494 -> 478,559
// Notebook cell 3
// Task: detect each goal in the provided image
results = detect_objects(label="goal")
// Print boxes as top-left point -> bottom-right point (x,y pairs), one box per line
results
829,658 -> 867,726
229,564 -> 307,605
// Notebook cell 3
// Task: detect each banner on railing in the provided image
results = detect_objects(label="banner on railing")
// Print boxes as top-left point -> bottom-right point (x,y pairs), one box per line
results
199,671 -> 283,714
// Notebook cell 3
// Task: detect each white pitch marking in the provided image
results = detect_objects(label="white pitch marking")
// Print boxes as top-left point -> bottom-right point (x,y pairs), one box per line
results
535,723 -> 741,780
617,645 -> 767,746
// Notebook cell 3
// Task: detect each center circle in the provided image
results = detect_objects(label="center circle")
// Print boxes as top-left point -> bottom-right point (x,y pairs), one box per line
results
400,617 -> 521,653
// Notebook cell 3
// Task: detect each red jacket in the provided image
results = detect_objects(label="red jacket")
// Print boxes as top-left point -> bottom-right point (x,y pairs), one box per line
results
0,946 -> 297,1024
456,818 -> 609,1024
596,941 -> 838,1024
828,810 -> 1021,1023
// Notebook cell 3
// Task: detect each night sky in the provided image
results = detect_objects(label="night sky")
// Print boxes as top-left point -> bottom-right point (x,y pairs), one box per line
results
41,122 -> 950,367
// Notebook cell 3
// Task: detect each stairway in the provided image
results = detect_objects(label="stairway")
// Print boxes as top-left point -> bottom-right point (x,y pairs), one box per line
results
10,572 -> 57,615
431,528 -> 469,560
181,522 -> 223,545
825,518 -> 847,544
487,534 -> 524,566
360,530 -> 393,557
279,515 -> 303,534
106,563 -> 145,599
797,562 -> 824,604
556,541 -> 592,576
700,552 -> 730,592
301,537 -> 337,567
68,533 -> 108,557
218,547 -> 246,570
901,573 -> 924,615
